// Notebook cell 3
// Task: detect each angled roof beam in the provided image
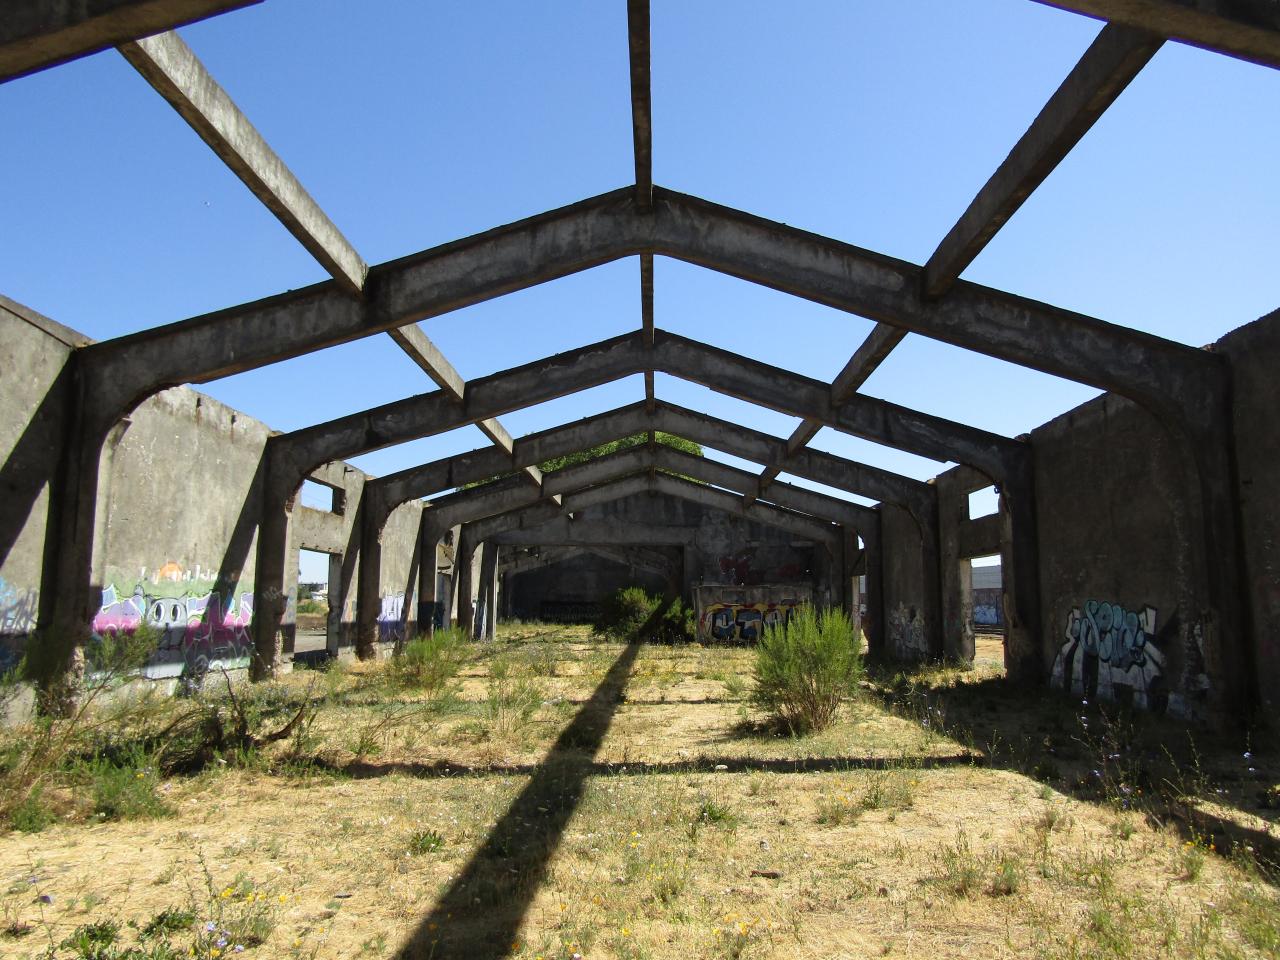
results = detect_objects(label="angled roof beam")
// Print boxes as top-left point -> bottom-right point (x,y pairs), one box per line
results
270,328 -> 1019,509
119,30 -> 368,293
747,24 -> 1162,503
81,186 -> 645,420
364,398 -> 924,525
650,188 -> 1220,429
627,0 -> 653,210
746,321 -> 906,504
118,31 -> 544,492
0,0 -> 258,82
923,23 -> 1163,297
1031,0 -> 1280,70
81,185 -> 1215,435
413,454 -> 841,547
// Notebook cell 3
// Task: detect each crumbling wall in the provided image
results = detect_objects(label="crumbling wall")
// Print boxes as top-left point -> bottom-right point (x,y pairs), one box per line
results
507,552 -> 669,622
1031,394 -> 1194,715
91,386 -> 272,679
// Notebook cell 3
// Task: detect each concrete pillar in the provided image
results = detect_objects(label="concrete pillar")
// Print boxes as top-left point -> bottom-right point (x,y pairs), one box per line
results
250,468 -> 296,681
479,542 -> 499,641
681,545 -> 699,606
1001,455 -> 1042,685
418,524 -> 440,636
937,471 -> 976,663
917,497 -> 945,661
455,529 -> 476,639
325,553 -> 343,657
354,492 -> 386,661
840,526 -> 862,639
862,512 -> 885,659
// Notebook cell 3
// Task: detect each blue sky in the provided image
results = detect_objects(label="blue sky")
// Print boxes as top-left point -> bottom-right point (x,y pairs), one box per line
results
3,1 -> 1278,581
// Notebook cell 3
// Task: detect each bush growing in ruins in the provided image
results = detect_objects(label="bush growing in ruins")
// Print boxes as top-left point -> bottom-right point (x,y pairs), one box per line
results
751,605 -> 861,734
594,587 -> 694,643
392,627 -> 466,694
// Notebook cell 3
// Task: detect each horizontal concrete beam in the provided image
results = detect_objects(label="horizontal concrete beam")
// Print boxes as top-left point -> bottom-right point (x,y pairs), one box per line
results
0,0 -> 257,82
957,512 -> 1004,559
119,30 -> 368,294
1032,0 -> 1280,69
923,23 -> 1162,297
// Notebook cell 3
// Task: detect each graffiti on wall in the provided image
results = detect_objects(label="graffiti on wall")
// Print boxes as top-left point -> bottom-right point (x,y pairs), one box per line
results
91,563 -> 254,675
0,576 -> 38,670
888,602 -> 927,658
718,549 -> 756,586
378,593 -> 406,643
973,604 -> 1000,626
1051,600 -> 1167,712
700,600 -> 803,642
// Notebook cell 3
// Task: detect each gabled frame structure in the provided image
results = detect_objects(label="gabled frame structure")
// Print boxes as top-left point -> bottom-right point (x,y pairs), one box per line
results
2,0 -> 1277,721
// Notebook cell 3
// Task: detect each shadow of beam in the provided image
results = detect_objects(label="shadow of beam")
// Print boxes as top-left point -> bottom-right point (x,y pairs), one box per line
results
394,640 -> 643,959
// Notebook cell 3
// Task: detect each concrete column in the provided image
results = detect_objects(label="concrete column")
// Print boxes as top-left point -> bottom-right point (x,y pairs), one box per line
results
681,545 -> 699,606
455,529 -> 476,639
418,524 -> 440,636
1001,455 -> 1042,685
325,553 -> 343,656
250,469 -> 296,681
937,471 -> 976,662
36,404 -> 114,704
862,512 -> 885,659
480,542 -> 499,641
354,492 -> 386,661
917,499 -> 945,661
840,526 -> 862,638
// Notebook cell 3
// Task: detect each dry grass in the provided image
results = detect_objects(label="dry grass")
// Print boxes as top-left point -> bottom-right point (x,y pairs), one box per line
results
0,625 -> 1276,959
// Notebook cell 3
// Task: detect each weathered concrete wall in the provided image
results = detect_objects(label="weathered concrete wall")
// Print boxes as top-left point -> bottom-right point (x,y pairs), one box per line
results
90,385 -> 271,679
1217,309 -> 1280,720
1031,392 -> 1196,716
491,491 -> 824,609
881,502 -> 929,661
507,552 -> 669,622
0,298 -> 84,669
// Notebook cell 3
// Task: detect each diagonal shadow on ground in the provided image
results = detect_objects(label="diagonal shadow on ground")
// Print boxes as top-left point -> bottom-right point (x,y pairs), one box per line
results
394,639 -> 643,959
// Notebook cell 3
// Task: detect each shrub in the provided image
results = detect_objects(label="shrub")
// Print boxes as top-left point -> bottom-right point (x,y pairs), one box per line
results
80,744 -> 171,821
750,605 -> 861,734
594,587 -> 695,643
393,628 -> 466,693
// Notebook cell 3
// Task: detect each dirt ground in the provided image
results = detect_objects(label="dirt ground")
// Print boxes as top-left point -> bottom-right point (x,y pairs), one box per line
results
1,624 -> 1276,960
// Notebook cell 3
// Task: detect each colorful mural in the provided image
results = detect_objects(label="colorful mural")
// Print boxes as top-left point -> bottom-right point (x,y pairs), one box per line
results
1051,600 -> 1167,712
91,563 -> 254,675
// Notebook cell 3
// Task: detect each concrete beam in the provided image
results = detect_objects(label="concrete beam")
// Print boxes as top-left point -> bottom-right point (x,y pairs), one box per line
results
651,189 -> 1219,426
119,33 -> 543,496
1032,0 -> 1280,69
641,254 -> 655,411
627,0 -> 653,209
0,0 -> 258,82
119,30 -> 368,294
923,24 -> 1162,297
750,321 -> 908,502
80,186 -> 648,418
651,330 -> 1023,480
651,445 -> 873,529
957,512 -> 1005,560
